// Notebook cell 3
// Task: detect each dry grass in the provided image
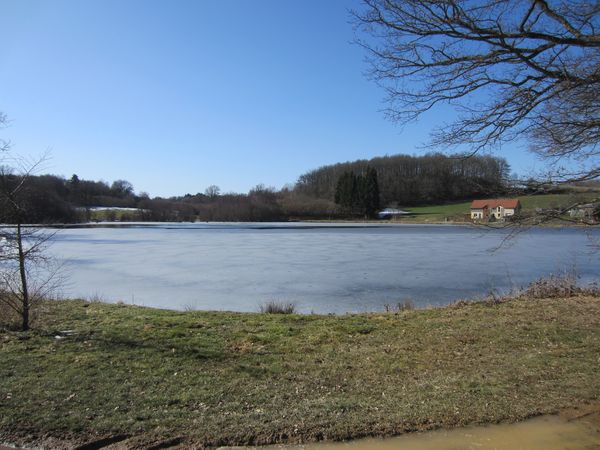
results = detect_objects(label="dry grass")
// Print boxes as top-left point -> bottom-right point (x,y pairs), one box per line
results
519,270 -> 597,299
0,291 -> 42,331
0,297 -> 19,330
259,300 -> 297,314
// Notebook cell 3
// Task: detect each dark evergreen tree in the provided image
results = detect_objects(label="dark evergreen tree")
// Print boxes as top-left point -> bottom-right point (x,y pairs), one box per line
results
361,166 -> 380,218
334,171 -> 359,213
335,168 -> 380,218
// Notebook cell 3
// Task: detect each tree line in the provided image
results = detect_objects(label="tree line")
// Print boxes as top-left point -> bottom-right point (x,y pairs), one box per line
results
0,152 -> 511,224
0,173 -> 294,223
0,172 -> 139,223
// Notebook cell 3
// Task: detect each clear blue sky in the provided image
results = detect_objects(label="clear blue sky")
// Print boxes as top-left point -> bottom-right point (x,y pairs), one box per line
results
0,0 -> 542,197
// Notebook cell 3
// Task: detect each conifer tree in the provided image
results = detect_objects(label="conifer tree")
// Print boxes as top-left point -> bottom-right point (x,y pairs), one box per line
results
334,171 -> 359,213
335,168 -> 380,217
361,166 -> 380,218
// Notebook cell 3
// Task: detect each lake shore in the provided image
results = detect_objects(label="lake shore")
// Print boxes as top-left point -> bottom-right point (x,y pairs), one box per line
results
1,295 -> 599,449
32,217 -> 594,230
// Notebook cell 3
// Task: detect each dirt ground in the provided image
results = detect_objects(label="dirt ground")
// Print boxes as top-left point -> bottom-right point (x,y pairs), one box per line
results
2,401 -> 600,450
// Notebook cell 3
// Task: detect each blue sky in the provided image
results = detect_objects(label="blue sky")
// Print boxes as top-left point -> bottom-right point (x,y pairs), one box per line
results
0,0 -> 542,197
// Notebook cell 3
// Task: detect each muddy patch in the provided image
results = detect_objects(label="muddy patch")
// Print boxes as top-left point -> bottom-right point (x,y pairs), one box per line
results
272,409 -> 600,450
3,406 -> 600,449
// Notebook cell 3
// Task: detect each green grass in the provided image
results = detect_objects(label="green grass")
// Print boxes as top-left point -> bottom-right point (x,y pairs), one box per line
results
517,193 -> 596,210
403,201 -> 472,221
401,192 -> 599,223
1,297 -> 599,448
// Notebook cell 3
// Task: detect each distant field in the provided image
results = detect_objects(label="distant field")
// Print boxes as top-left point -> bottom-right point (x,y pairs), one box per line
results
401,192 -> 599,223
517,193 -> 597,210
402,201 -> 472,222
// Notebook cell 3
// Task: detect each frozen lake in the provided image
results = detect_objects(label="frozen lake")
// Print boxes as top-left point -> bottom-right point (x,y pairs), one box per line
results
46,222 -> 600,314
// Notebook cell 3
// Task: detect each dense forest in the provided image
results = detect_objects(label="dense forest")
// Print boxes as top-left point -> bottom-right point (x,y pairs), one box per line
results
0,153 -> 513,223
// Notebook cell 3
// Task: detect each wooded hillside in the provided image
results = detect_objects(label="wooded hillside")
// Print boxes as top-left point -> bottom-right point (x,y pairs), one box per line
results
295,153 -> 510,206
0,153 -> 512,223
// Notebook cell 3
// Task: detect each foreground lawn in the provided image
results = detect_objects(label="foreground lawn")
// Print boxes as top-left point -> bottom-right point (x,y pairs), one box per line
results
1,297 -> 599,448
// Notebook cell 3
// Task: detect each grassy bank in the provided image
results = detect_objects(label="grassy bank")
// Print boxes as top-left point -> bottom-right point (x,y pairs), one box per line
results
1,297 -> 600,448
401,192 -> 599,223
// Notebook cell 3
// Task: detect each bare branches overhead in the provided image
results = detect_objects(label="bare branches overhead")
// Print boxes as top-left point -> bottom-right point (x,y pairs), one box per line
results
354,0 -> 600,181
0,112 -> 10,153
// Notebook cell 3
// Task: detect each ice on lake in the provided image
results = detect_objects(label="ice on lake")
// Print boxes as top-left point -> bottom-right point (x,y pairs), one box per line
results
46,222 -> 600,314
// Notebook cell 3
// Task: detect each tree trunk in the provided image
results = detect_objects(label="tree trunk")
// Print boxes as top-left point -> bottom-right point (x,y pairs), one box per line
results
16,222 -> 30,331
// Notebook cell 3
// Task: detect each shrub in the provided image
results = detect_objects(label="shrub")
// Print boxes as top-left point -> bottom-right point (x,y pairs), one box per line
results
259,301 -> 297,314
397,299 -> 415,311
384,299 -> 416,312
520,270 -> 596,299
0,289 -> 48,330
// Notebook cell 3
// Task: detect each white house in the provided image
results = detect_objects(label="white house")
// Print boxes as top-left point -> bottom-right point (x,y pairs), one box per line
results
470,199 -> 521,221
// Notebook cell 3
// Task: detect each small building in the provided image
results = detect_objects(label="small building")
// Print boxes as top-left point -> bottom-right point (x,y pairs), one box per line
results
470,199 -> 521,221
377,208 -> 410,219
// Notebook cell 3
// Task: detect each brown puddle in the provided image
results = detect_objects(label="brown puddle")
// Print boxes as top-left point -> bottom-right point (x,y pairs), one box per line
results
269,411 -> 600,450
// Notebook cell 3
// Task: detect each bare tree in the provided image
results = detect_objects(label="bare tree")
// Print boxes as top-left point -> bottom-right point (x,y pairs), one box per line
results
354,0 -> 600,183
0,120 -> 62,331
204,185 -> 221,198
0,224 -> 61,331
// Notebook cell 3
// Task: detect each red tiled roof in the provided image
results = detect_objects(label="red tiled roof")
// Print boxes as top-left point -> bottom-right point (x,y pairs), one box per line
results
470,199 -> 520,209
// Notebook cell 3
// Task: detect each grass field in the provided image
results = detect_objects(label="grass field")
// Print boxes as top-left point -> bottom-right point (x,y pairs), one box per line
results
1,296 -> 599,448
401,192 -> 599,223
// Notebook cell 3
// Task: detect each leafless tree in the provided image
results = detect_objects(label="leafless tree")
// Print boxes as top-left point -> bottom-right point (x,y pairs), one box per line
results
0,120 -> 62,331
0,223 -> 62,332
354,0 -> 600,184
204,185 -> 221,198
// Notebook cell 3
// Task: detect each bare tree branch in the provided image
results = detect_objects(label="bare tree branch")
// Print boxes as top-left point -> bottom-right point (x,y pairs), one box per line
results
353,0 -> 600,182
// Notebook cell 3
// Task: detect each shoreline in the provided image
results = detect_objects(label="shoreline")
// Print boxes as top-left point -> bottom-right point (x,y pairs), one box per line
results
0,219 -> 593,229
